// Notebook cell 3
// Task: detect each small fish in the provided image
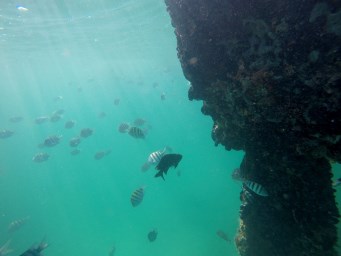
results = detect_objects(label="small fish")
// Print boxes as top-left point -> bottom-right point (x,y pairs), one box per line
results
32,152 -> 50,163
160,92 -> 166,100
98,112 -> 106,118
0,129 -> 14,139
128,126 -> 145,139
243,180 -> 268,197
148,148 -> 167,164
16,5 -> 29,12
109,245 -> 116,256
216,230 -> 231,243
8,216 -> 30,232
50,114 -> 62,122
148,229 -> 158,242
41,135 -> 62,147
54,109 -> 65,115
141,162 -> 151,172
35,116 -> 49,124
333,178 -> 341,187
133,118 -> 146,126
69,137 -> 81,147
0,240 -> 12,256
94,150 -> 111,160
155,154 -> 182,180
232,168 -> 268,196
80,128 -> 93,138
9,116 -> 23,123
70,149 -> 81,156
20,239 -> 48,256
131,187 -> 145,207
118,123 -> 130,133
113,98 -> 120,106
54,96 -> 63,101
65,120 -> 76,129
152,82 -> 159,88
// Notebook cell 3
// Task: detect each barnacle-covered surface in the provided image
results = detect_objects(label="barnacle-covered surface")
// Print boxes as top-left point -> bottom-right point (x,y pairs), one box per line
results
165,0 -> 341,255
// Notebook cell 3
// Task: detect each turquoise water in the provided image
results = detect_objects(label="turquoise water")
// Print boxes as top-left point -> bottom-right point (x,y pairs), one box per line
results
0,1 -> 340,255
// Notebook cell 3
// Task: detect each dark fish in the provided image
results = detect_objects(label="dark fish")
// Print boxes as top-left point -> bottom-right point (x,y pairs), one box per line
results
8,216 -> 30,232
9,116 -> 23,123
35,116 -> 49,124
20,239 -> 48,256
80,128 -> 93,138
65,120 -> 76,129
141,162 -> 151,172
133,118 -> 146,126
118,123 -> 130,133
130,187 -> 144,207
114,98 -> 120,106
160,92 -> 166,100
216,230 -> 231,243
155,154 -> 182,180
128,126 -> 145,139
94,150 -> 111,160
50,112 -> 62,122
54,109 -> 65,115
0,240 -> 12,256
0,129 -> 14,139
42,135 -> 62,147
69,137 -> 81,147
148,229 -> 158,242
98,112 -> 106,118
109,245 -> 116,256
70,149 -> 81,156
32,153 -> 50,163
243,181 -> 268,197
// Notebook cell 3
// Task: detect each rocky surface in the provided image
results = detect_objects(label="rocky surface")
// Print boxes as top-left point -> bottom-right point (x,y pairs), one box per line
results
165,0 -> 341,255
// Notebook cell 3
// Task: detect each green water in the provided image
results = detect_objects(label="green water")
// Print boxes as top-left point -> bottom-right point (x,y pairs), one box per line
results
0,1 -> 340,255
0,1 -> 242,255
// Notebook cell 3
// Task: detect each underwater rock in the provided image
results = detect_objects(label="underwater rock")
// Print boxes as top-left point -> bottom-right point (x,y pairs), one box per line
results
165,0 -> 341,255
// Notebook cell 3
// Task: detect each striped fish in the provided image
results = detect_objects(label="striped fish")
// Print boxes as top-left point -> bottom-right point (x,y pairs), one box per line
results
128,127 -> 145,139
130,187 -> 145,207
243,181 -> 268,197
148,149 -> 166,164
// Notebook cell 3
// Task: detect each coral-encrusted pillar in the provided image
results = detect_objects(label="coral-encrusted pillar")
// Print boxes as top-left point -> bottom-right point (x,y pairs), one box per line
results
164,0 -> 341,255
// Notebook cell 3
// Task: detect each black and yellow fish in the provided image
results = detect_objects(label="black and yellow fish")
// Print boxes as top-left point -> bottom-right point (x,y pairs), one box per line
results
155,154 -> 182,180
131,187 -> 145,207
128,126 -> 145,139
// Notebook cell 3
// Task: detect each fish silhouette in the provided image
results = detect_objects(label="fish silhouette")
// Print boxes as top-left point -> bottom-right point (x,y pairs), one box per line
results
155,154 -> 182,180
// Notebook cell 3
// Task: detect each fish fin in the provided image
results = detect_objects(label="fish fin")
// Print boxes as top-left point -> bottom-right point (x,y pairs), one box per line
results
155,171 -> 165,180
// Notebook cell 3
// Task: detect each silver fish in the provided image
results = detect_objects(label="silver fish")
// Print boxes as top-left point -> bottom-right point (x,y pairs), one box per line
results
243,180 -> 268,197
0,129 -> 14,139
94,150 -> 111,160
8,216 -> 30,232
35,116 -> 49,124
0,240 -> 12,256
32,152 -> 50,163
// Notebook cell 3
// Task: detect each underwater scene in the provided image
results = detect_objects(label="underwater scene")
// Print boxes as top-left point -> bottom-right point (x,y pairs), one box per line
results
0,1 -> 340,256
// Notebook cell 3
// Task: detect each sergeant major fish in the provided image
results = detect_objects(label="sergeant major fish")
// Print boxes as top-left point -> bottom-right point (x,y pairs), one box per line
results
232,168 -> 269,197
